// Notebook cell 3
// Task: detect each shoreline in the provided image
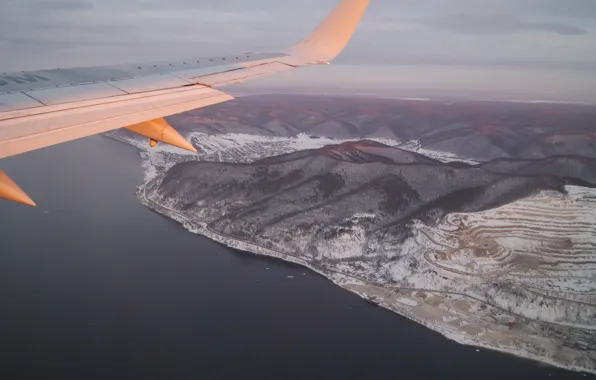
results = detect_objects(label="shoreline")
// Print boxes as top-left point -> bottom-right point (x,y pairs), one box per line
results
137,183 -> 596,377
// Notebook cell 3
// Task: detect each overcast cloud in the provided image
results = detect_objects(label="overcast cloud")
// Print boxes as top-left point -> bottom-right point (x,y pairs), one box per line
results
0,0 -> 595,99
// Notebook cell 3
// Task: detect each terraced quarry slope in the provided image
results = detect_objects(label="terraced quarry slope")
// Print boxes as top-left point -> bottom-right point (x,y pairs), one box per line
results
381,186 -> 596,372
418,186 -> 596,325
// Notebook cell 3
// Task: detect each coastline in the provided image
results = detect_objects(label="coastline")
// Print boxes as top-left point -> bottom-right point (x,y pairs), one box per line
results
136,182 -> 596,376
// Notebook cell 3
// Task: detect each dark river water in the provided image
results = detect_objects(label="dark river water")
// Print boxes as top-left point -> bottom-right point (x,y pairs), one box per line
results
0,136 -> 592,380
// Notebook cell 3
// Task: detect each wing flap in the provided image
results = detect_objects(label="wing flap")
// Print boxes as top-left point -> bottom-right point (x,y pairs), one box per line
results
25,82 -> 127,106
109,74 -> 192,94
0,86 -> 233,159
0,84 -> 220,122
0,93 -> 45,112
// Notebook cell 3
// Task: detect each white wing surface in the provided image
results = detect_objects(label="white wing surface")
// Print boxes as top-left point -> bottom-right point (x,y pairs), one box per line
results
0,0 -> 369,205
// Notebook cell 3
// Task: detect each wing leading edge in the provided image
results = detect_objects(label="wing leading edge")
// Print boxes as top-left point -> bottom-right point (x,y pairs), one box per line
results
0,0 -> 370,205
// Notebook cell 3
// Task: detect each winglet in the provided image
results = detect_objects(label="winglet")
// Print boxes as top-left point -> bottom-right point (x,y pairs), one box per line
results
286,0 -> 370,63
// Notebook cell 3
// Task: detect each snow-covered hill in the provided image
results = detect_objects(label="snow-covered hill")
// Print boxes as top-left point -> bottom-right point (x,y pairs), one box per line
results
104,95 -> 596,375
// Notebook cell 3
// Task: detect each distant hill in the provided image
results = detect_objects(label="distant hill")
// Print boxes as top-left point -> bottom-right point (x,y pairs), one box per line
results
161,94 -> 596,161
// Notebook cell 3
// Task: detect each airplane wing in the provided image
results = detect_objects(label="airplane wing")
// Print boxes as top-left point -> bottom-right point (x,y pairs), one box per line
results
0,0 -> 370,206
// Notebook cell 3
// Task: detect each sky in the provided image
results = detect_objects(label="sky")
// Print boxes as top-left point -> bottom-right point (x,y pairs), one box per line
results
1,0 -> 595,100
